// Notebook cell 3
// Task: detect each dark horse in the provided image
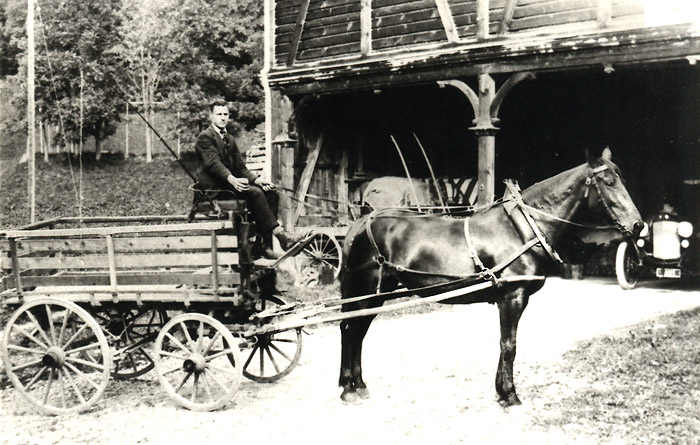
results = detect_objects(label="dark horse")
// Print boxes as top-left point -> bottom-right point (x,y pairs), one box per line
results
338,151 -> 643,407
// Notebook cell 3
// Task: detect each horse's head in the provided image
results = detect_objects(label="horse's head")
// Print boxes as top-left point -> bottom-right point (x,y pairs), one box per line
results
584,148 -> 644,237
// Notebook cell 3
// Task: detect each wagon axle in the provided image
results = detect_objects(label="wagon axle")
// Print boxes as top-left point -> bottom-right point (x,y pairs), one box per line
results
182,354 -> 207,373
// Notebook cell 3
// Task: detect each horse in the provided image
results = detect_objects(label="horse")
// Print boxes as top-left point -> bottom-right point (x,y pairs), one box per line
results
338,150 -> 643,407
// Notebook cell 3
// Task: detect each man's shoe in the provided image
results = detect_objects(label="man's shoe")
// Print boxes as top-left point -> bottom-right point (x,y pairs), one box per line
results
253,235 -> 280,259
275,230 -> 308,251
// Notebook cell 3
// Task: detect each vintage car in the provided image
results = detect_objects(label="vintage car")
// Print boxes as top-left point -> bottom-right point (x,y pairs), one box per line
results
615,207 -> 695,289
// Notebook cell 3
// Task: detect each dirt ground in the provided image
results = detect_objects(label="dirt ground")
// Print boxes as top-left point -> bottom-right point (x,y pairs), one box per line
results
1,277 -> 699,445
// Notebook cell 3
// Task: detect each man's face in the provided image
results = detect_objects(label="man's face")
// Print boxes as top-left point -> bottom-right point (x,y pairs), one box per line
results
210,105 -> 229,130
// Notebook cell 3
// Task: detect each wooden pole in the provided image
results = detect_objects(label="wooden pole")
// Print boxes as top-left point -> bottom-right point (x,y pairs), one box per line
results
125,102 -> 129,159
27,0 -> 36,223
477,0 -> 490,40
176,110 -> 181,158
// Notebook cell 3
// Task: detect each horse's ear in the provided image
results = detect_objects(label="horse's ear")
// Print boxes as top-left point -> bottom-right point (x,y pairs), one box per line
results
602,146 -> 612,160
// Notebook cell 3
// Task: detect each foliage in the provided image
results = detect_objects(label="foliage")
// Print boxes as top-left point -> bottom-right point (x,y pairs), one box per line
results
0,0 -> 23,77
164,0 -> 265,145
529,303 -> 700,445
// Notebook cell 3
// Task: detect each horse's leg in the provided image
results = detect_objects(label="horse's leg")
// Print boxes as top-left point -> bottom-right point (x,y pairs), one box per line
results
495,289 -> 530,407
339,271 -> 397,404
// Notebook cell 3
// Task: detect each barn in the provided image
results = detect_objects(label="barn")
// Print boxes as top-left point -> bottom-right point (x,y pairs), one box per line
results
261,0 -> 700,251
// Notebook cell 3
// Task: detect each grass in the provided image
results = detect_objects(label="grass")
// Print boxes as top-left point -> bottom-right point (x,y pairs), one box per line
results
527,307 -> 700,445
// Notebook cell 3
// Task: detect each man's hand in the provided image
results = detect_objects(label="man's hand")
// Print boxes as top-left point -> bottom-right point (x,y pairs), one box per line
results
254,177 -> 276,192
227,175 -> 249,192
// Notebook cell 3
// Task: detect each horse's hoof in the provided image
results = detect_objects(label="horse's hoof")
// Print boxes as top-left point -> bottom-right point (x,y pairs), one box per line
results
355,387 -> 371,400
340,390 -> 363,405
498,394 -> 522,408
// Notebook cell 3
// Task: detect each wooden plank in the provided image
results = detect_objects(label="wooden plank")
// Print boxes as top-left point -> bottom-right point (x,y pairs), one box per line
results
287,0 -> 312,65
374,7 -> 441,28
293,136 -> 323,225
498,0 -> 519,34
3,220 -> 234,239
510,8 -> 596,31
361,0 -> 372,55
1,235 -> 238,255
512,0 -> 596,19
106,235 -> 118,292
373,16 -> 446,40
435,0 -> 460,43
4,252 -> 239,271
0,289 -> 246,306
280,20 -> 361,46
373,29 -> 448,50
277,3 -> 360,28
3,272 -> 241,288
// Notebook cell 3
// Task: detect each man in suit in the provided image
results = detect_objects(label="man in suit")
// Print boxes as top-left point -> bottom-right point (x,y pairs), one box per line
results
194,100 -> 304,258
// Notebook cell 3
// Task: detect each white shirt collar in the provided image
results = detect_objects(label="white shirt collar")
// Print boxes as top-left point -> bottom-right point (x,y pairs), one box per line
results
212,124 -> 227,138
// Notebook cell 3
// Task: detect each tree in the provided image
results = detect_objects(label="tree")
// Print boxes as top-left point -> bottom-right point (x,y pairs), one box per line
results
21,0 -> 123,159
164,0 -> 265,147
114,0 -> 181,162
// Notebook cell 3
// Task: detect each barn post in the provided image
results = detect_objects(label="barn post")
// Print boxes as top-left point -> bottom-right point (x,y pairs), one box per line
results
439,72 -> 533,206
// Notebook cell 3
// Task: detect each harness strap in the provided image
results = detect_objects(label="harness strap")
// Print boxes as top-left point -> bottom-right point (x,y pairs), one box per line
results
463,218 -> 499,285
504,180 -> 564,264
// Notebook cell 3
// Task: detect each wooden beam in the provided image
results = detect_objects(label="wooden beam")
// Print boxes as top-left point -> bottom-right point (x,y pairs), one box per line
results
360,0 -> 372,56
437,80 -> 479,118
597,0 -> 612,28
476,0 -> 489,40
435,0 -> 460,43
286,0 -> 311,66
498,0 -> 518,35
293,135 -> 323,225
490,71 -> 535,119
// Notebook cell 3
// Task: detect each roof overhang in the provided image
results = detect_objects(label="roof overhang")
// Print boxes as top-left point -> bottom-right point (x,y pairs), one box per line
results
266,24 -> 700,96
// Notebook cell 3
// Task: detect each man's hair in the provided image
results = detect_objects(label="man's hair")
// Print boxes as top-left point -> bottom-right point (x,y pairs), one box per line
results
209,99 -> 229,112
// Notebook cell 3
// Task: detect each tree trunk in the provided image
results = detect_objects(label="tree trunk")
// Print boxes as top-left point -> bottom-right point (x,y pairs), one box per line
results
142,73 -> 152,162
95,121 -> 103,161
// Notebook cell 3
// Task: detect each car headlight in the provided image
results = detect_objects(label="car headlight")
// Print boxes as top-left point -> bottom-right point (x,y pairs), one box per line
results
678,221 -> 693,238
681,239 -> 690,248
637,239 -> 645,248
639,222 -> 649,237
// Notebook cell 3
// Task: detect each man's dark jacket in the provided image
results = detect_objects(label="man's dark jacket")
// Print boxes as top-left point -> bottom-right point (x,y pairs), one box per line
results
194,126 -> 258,197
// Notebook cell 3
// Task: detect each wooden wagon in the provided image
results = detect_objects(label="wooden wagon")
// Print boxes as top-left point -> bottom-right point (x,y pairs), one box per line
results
0,205 -> 307,413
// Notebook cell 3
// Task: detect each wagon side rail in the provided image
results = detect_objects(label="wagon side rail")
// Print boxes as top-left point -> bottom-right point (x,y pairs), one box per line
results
0,218 -> 246,305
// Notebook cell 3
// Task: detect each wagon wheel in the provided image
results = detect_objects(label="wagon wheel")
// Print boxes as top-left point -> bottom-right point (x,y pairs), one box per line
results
241,295 -> 303,383
154,313 -> 242,411
94,307 -> 168,379
295,233 -> 342,285
616,240 -> 641,290
1,298 -> 112,415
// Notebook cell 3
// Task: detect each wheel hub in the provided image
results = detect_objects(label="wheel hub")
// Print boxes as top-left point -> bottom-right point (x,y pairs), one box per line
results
42,346 -> 66,368
183,353 -> 207,373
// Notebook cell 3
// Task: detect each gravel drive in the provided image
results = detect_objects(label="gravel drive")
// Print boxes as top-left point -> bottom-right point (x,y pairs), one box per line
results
1,277 -> 698,445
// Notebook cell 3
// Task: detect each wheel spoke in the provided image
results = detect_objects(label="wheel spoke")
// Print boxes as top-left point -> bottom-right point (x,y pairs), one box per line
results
204,368 -> 228,392
243,344 -> 259,370
42,369 -> 55,405
12,324 -> 49,350
58,310 -> 70,346
8,344 -> 47,355
45,305 -> 57,346
65,356 -> 106,373
202,332 -> 222,356
62,322 -> 89,351
64,362 -> 101,391
197,321 -> 204,352
267,337 -> 297,344
179,322 -> 195,350
165,332 -> 191,355
174,371 -> 193,394
161,366 -> 182,377
11,358 -> 44,373
126,353 -> 138,372
137,348 -> 154,366
268,342 -> 292,362
25,366 -> 48,392
26,311 -> 52,347
204,348 -> 233,362
259,343 -> 264,375
57,368 -> 67,409
64,342 -> 102,355
158,350 -> 189,361
201,371 -> 215,403
206,363 -> 240,378
264,346 -> 281,374
61,367 -> 87,404
191,373 -> 199,403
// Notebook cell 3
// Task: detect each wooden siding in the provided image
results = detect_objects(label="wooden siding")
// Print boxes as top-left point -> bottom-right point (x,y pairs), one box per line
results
274,0 -> 648,66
